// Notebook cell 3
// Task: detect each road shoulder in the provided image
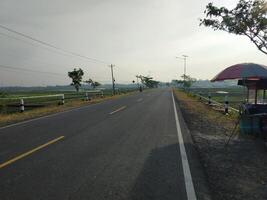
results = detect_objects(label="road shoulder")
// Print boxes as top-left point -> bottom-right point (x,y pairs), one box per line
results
173,90 -> 212,200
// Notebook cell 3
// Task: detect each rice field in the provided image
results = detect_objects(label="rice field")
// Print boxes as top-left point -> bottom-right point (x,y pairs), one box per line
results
189,87 -> 247,109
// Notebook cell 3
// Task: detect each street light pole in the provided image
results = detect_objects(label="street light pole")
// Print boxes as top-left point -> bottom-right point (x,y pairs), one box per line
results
176,55 -> 188,88
182,55 -> 188,84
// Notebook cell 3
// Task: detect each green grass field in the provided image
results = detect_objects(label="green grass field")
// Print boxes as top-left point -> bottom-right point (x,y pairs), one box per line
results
190,87 -> 247,109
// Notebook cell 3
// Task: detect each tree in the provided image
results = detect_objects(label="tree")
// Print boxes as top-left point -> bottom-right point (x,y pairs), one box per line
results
139,75 -> 159,88
171,79 -> 184,87
68,68 -> 84,92
84,78 -> 101,89
200,0 -> 267,54
91,81 -> 101,89
178,74 -> 197,89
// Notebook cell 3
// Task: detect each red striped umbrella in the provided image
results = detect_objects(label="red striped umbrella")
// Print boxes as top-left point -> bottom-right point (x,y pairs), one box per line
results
211,63 -> 267,82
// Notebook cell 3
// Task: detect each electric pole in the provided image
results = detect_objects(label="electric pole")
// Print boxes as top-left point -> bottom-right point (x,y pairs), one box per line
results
182,55 -> 188,85
110,64 -> 115,95
136,75 -> 140,87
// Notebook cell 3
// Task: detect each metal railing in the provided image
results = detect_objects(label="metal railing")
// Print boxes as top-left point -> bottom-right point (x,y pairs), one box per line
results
0,90 -> 104,113
191,92 -> 239,113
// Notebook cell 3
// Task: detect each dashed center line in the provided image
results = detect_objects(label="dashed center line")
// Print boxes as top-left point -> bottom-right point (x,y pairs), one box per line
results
109,106 -> 127,115
0,136 -> 65,169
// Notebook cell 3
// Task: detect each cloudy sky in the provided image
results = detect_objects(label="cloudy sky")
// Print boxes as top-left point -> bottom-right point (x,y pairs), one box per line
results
0,0 -> 266,86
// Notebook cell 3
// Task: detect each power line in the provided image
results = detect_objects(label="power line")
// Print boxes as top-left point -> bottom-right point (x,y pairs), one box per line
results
0,64 -> 113,83
109,64 -> 116,95
0,31 -> 112,76
0,31 -> 74,59
0,64 -> 66,76
0,25 -> 140,84
0,24 -> 110,64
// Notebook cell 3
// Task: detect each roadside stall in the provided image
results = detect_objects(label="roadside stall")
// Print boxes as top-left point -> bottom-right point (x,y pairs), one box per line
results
211,63 -> 267,137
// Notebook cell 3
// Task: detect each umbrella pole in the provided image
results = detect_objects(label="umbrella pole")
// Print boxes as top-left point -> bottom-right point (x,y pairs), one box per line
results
243,78 -> 248,103
264,90 -> 266,104
247,88 -> 249,103
255,89 -> 258,105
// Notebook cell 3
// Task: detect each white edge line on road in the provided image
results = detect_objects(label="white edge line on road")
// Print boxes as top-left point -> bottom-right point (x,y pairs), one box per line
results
172,91 -> 197,200
137,98 -> 143,102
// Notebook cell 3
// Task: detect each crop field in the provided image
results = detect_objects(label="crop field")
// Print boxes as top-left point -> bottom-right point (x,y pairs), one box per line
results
190,87 -> 247,109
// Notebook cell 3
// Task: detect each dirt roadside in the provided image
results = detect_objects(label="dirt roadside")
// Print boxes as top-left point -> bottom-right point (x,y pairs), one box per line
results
174,90 -> 267,200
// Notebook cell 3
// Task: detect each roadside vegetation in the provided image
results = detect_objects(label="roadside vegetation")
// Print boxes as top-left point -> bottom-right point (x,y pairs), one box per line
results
174,89 -> 267,200
174,89 -> 237,130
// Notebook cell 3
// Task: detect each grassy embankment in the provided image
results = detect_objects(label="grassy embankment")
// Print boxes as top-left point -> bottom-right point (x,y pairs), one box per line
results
0,91 -> 136,127
174,89 -> 238,132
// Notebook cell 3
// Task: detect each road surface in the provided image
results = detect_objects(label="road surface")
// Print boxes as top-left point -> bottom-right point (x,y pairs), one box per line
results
0,88 -> 202,200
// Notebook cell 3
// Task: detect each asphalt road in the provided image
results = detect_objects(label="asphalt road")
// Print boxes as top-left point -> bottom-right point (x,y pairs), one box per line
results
0,88 -> 201,200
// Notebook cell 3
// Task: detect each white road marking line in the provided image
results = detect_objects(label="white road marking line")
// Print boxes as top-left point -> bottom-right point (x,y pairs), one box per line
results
172,91 -> 197,200
137,98 -> 143,102
109,106 -> 127,115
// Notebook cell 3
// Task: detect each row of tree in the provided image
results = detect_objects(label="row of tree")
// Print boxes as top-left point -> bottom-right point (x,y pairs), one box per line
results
68,68 -> 101,92
68,69 -> 160,92
137,75 -> 160,88
172,75 -> 197,90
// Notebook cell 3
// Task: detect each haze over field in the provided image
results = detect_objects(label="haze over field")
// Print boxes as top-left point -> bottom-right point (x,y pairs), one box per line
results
0,0 -> 266,86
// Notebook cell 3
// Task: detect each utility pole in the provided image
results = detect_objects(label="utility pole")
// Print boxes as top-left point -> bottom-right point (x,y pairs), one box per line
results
136,75 -> 140,87
182,55 -> 188,85
110,64 -> 115,95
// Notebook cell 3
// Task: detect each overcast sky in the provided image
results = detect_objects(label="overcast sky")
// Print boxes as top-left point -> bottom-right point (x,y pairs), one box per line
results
0,0 -> 266,86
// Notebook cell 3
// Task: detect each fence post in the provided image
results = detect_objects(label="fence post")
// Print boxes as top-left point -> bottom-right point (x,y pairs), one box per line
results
101,91 -> 104,98
224,95 -> 229,114
85,92 -> 89,101
208,93 -> 211,105
61,94 -> 65,105
20,98 -> 25,112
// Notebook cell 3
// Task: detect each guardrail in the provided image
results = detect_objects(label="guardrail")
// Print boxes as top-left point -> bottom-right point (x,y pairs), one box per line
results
192,92 -> 239,114
0,90 -> 104,113
0,87 -> 141,113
